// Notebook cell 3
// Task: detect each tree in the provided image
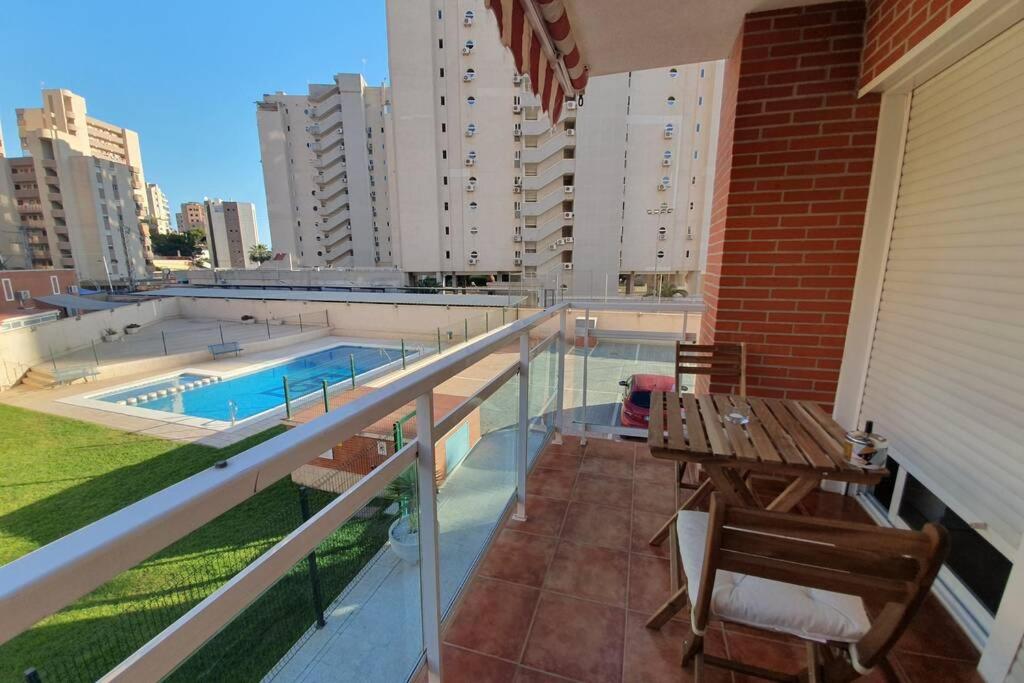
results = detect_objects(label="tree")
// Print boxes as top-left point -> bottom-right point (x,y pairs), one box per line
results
151,229 -> 206,258
644,281 -> 688,299
248,243 -> 273,265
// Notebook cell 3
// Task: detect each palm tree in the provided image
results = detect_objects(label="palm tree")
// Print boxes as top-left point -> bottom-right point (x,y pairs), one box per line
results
248,243 -> 273,265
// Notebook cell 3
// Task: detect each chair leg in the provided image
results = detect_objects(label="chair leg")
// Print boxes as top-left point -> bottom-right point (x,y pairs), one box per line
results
648,512 -> 676,546
693,652 -> 705,683
681,632 -> 703,667
646,585 -> 687,629
649,478 -> 715,546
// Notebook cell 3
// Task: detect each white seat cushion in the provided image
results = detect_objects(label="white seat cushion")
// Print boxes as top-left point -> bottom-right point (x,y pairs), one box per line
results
676,510 -> 871,643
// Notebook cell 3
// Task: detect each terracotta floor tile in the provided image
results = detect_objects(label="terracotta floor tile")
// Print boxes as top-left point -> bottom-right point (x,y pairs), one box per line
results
445,577 -> 541,661
632,479 -> 677,515
521,593 -> 626,683
528,467 -> 578,500
630,509 -> 670,559
894,653 -> 983,683
627,553 -> 675,615
623,611 -> 730,683
633,450 -> 676,483
725,631 -> 806,683
536,449 -> 583,472
442,644 -> 518,682
560,501 -> 632,551
572,472 -> 634,509
580,453 -> 635,480
798,489 -> 874,523
584,438 -> 636,460
507,496 -> 569,538
543,540 -> 629,606
480,529 -> 558,587
894,595 -> 979,661
514,667 -> 576,682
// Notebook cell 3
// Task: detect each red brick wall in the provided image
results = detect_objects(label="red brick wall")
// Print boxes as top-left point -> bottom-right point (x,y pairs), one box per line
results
0,269 -> 78,317
861,0 -> 971,86
700,2 -> 880,406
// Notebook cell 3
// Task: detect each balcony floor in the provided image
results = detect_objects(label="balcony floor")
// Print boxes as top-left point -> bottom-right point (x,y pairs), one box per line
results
435,437 -> 982,683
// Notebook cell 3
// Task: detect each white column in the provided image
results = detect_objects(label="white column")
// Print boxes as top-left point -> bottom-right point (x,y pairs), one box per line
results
554,308 -> 567,443
415,391 -> 443,682
514,332 -> 530,521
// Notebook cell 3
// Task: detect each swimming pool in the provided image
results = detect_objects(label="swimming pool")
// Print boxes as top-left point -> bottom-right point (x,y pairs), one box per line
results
98,373 -> 209,405
95,344 -> 408,421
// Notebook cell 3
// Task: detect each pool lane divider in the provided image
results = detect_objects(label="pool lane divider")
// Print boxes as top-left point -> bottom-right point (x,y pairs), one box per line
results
119,376 -> 222,406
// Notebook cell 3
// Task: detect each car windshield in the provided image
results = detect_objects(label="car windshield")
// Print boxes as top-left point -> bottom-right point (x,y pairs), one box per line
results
630,390 -> 652,409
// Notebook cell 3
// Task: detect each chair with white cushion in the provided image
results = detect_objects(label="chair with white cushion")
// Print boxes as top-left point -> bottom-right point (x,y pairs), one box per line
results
646,494 -> 948,682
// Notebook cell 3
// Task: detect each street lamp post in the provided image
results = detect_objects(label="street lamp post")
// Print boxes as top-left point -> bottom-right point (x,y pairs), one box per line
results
99,256 -> 114,293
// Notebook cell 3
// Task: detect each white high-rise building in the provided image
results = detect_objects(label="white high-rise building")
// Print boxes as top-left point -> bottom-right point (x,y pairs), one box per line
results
384,0 -> 722,294
145,183 -> 172,234
203,199 -> 259,269
256,74 -> 392,269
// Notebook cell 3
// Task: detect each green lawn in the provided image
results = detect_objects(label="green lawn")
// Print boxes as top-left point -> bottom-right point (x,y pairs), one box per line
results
0,405 -> 393,682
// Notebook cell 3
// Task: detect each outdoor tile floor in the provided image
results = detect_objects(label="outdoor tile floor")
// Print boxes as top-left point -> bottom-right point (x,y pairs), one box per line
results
434,436 -> 982,683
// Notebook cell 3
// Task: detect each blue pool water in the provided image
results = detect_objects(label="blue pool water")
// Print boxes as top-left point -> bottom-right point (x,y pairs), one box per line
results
99,374 -> 207,404
98,345 -> 407,421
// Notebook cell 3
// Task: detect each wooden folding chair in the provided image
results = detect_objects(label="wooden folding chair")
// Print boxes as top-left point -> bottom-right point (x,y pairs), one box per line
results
647,342 -> 748,547
648,494 -> 949,683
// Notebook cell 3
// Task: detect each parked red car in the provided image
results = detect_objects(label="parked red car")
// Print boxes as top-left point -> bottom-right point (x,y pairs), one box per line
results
618,374 -> 676,428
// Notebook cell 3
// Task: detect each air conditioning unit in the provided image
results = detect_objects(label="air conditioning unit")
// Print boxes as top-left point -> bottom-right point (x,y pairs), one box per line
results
664,128 -> 674,139
687,229 -> 694,240
513,127 -> 522,139
565,101 -> 577,110
512,234 -> 523,242
513,258 -> 523,266
468,257 -> 478,265
564,236 -> 574,243
375,256 -> 381,262
464,16 -> 473,25
466,182 -> 476,191
513,74 -> 522,85
15,290 -> 31,301
513,185 -> 522,193
563,263 -> 574,270
549,243 -> 557,250
465,128 -> 475,137
512,104 -> 522,113
514,209 -> 522,218
555,238 -> 566,246
662,158 -> 672,167
658,234 -> 667,241
462,47 -> 472,55
465,158 -> 475,166
658,183 -> 669,191
566,128 -> 576,137
563,185 -> 574,194
68,284 -> 79,294
463,73 -> 475,82
563,211 -> 574,220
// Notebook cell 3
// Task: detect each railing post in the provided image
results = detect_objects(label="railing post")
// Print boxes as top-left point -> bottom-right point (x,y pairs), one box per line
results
349,353 -> 357,388
464,318 -> 469,342
48,345 -> 57,372
91,339 -> 99,365
298,487 -> 326,629
502,308 -> 506,325
299,313 -> 304,332
485,311 -> 489,331
415,391 -> 443,682
321,379 -> 330,413
401,339 -> 407,369
283,376 -> 292,419
437,328 -> 442,355
580,307 -> 590,446
555,308 -> 567,443
515,332 -> 530,522
161,330 -> 168,356
266,318 -> 272,339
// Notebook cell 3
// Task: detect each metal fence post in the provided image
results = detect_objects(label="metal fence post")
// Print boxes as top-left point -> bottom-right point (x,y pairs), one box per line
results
349,354 -> 356,388
219,324 -> 225,345
502,308 -> 506,325
299,313 -> 304,332
464,318 -> 469,342
298,487 -> 327,629
283,376 -> 292,419
515,332 -> 530,522
415,391 -> 443,681
555,308 -> 567,442
48,345 -> 57,372
161,330 -> 168,356
485,311 -> 489,331
266,318 -> 272,339
437,328 -> 442,355
91,340 -> 100,365
321,380 -> 330,413
401,339 -> 407,369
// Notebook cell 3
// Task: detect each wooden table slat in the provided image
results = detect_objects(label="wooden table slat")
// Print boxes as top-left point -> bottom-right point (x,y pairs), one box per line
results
682,394 -> 708,454
747,397 -> 806,465
764,399 -> 836,470
801,401 -> 851,444
697,395 -> 732,456
787,401 -> 850,469
665,392 -> 687,450
737,396 -> 783,463
713,394 -> 758,461
650,389 -> 666,449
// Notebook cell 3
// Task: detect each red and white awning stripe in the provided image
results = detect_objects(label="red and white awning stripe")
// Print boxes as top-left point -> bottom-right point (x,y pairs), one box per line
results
484,0 -> 589,122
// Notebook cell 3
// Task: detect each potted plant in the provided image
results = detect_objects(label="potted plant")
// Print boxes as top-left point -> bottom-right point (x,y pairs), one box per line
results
102,327 -> 121,342
241,315 -> 256,325
124,323 -> 141,335
385,470 -> 420,565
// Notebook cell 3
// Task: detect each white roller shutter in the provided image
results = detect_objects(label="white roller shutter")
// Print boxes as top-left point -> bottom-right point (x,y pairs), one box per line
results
861,21 -> 1024,555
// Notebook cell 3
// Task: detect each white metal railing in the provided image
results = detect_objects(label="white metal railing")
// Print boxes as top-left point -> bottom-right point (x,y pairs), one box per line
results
0,300 -> 700,681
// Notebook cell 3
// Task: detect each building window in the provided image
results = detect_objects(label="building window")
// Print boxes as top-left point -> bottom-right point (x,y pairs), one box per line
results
470,250 -> 479,259
440,96 -> 445,106
657,250 -> 665,258
50,275 -> 60,294
444,202 -> 449,211
469,201 -> 478,210
700,67 -> 705,78
2,278 -> 13,302
693,150 -> 699,159
438,39 -> 443,49
442,150 -> 447,159
440,67 -> 445,78
445,250 -> 451,259
698,96 -> 703,106
669,68 -> 679,78
445,226 -> 450,235
667,96 -> 677,106
443,176 -> 448,185
467,96 -> 476,106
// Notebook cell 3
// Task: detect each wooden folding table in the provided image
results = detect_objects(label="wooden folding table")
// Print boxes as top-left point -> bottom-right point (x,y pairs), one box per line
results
647,390 -> 888,513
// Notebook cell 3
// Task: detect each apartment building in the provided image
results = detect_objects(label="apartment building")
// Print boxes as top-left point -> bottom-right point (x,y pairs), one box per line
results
16,89 -> 154,265
145,183 -> 172,234
384,0 -> 721,294
256,74 -> 393,269
176,201 -> 208,232
204,199 -> 258,269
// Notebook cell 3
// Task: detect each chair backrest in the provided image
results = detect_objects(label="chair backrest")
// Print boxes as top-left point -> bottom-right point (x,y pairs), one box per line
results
676,341 -> 746,396
694,494 -> 948,671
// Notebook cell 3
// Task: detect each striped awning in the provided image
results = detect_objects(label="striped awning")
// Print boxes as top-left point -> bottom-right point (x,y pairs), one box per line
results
484,0 -> 589,122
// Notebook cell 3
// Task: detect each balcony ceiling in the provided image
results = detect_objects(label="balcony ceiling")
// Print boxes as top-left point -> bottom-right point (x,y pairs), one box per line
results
562,0 -> 825,76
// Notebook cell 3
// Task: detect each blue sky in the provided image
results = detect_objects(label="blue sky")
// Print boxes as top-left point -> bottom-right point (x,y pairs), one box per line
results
0,0 -> 390,243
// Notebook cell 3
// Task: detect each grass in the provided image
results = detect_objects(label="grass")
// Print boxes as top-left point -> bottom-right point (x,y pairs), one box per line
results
0,404 -> 393,682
